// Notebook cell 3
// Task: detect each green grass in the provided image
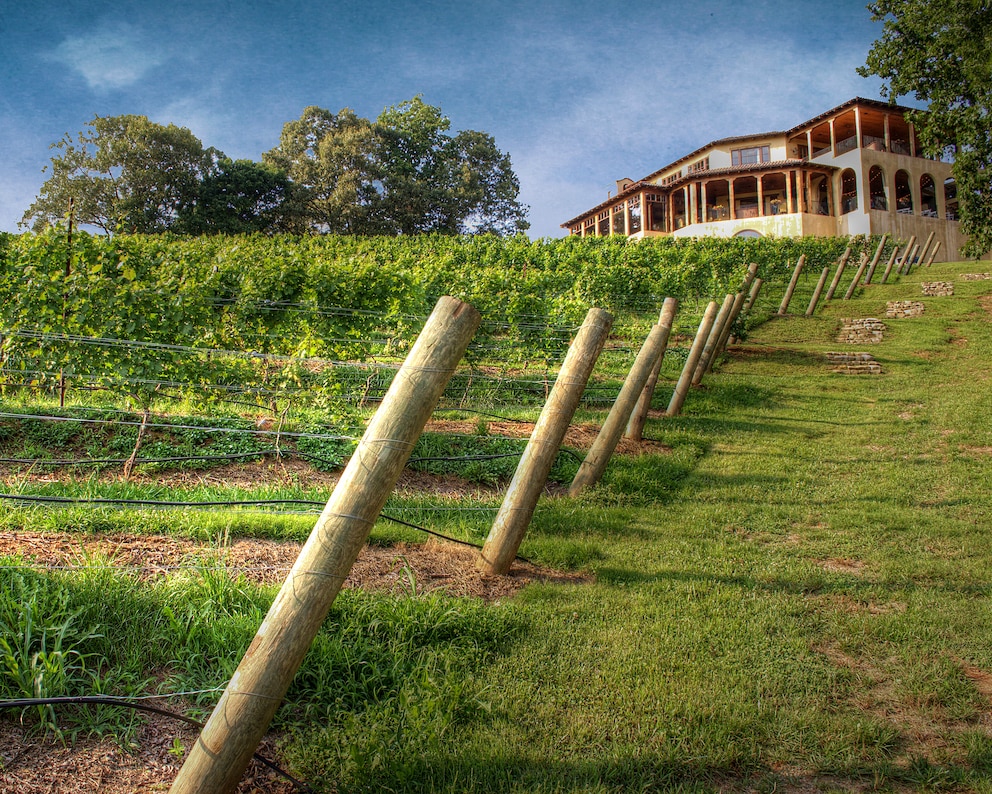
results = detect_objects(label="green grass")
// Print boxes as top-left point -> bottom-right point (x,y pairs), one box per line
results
1,260 -> 992,791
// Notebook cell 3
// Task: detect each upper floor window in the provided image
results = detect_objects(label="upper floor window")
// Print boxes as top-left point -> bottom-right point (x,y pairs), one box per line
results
731,146 -> 770,167
687,157 -> 709,174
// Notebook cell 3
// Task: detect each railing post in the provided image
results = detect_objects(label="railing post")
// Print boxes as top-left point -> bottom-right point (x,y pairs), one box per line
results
667,301 -> 718,418
570,319 -> 673,495
778,255 -> 806,315
168,296 -> 481,794
477,308 -> 613,576
625,298 -> 678,441
805,267 -> 830,316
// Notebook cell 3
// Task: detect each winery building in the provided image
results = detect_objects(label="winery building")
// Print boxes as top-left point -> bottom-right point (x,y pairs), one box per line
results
562,98 -> 965,255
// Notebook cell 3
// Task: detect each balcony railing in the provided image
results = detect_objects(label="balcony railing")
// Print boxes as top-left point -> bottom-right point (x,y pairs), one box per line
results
835,135 -> 858,155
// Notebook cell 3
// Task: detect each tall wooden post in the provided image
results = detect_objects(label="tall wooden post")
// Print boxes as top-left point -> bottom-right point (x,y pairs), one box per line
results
864,233 -> 888,285
897,235 -> 917,274
625,298 -> 678,441
925,240 -> 942,266
778,255 -> 806,315
169,296 -> 481,794
805,267 -> 830,316
881,247 -> 899,284
823,246 -> 852,302
843,252 -> 870,300
743,278 -> 763,314
712,263 -> 759,360
477,308 -> 613,576
693,294 -> 734,385
667,301 -> 718,417
903,243 -> 921,275
916,231 -> 936,267
570,320 -> 672,495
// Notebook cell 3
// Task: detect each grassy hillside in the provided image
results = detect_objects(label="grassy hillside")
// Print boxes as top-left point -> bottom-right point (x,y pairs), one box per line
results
1,257 -> 991,792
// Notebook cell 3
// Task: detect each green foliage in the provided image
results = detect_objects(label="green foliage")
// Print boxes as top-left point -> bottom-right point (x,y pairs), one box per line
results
861,0 -> 992,256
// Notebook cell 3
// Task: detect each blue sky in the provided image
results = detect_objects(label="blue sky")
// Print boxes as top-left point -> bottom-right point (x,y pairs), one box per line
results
0,0 -> 891,238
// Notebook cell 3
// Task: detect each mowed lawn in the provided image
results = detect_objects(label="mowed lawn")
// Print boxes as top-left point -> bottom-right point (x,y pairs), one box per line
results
352,259 -> 992,793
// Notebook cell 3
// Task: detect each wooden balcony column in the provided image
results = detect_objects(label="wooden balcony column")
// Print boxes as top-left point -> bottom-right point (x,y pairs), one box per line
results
909,121 -> 917,157
884,114 -> 891,151
757,176 -> 765,216
854,106 -> 863,149
624,201 -> 631,236
786,171 -> 795,214
806,130 -> 813,158
829,118 -> 836,156
700,182 -> 708,222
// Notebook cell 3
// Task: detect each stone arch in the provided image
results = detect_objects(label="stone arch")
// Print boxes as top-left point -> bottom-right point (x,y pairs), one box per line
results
895,170 -> 913,213
840,168 -> 858,214
868,165 -> 887,211
920,173 -> 937,216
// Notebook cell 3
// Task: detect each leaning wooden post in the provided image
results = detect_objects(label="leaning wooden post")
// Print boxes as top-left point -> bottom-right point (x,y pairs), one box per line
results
693,294 -> 735,384
897,235 -> 917,274
728,277 -> 763,345
778,255 -> 806,315
477,308 -> 613,576
916,231 -> 936,268
864,233 -> 889,285
625,298 -> 678,442
743,277 -> 763,314
805,267 -> 830,316
823,246 -> 852,302
570,321 -> 673,495
903,243 -> 921,275
667,301 -> 718,417
843,252 -> 870,300
712,262 -> 759,359
880,246 -> 900,284
925,240 -> 942,266
169,296 -> 481,794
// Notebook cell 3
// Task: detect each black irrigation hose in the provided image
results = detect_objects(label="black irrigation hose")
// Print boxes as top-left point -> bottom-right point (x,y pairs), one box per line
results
0,696 -> 313,791
0,450 -> 283,467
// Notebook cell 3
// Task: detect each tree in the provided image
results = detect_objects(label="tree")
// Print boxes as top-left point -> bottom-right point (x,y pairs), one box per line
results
262,106 -> 384,234
860,0 -> 992,256
265,97 -> 529,236
175,158 -> 294,235
22,115 -> 215,234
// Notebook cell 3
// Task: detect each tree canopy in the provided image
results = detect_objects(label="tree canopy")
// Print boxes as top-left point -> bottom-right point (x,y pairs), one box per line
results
861,0 -> 992,256
23,98 -> 529,237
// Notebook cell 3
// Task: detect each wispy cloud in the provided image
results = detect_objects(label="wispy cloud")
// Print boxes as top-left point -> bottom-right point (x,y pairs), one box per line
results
46,21 -> 167,91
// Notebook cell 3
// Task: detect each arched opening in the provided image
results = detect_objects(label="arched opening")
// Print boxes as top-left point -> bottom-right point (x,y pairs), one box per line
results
705,179 -> 730,221
944,178 -> 958,221
761,173 -> 788,215
733,176 -> 759,218
869,165 -> 887,210
895,170 -> 913,213
734,229 -> 763,238
920,174 -> 937,217
809,174 -> 830,215
840,169 -> 858,214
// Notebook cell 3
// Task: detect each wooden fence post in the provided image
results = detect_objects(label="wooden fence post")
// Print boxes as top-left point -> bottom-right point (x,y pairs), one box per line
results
743,277 -> 763,314
903,243 -> 921,275
916,231 -> 936,268
168,296 -> 481,794
925,240 -> 942,266
897,235 -> 917,274
881,246 -> 900,284
476,308 -> 613,576
823,246 -> 852,302
805,267 -> 830,316
864,233 -> 888,285
843,252 -> 870,300
693,294 -> 735,385
778,255 -> 806,315
625,298 -> 678,442
712,263 -> 759,360
667,301 -> 719,418
570,320 -> 673,495
728,277 -> 763,345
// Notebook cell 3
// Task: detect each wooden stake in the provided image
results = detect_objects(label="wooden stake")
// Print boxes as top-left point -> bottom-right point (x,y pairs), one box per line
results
843,252 -> 870,300
916,231 -> 936,267
743,277 -> 763,314
897,235 -> 917,274
880,247 -> 899,284
477,308 -> 613,575
693,294 -> 734,385
864,234 -> 888,285
903,243 -> 921,275
823,245 -> 852,302
778,255 -> 806,315
667,301 -> 719,418
805,267 -> 830,316
712,263 -> 759,360
570,320 -> 673,495
925,240 -> 942,266
169,296 -> 481,794
625,298 -> 678,442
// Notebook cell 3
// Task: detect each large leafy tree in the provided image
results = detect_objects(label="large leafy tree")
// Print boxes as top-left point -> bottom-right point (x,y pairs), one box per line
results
860,0 -> 992,256
265,97 -> 529,235
22,115 -> 216,234
175,158 -> 294,235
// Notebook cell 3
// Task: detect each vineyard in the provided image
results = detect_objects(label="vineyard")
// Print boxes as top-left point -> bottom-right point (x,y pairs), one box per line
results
3,231 -> 991,793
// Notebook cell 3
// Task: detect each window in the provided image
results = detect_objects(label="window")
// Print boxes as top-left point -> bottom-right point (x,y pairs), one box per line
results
687,157 -> 709,174
732,146 -> 770,167
840,169 -> 858,215
868,166 -> 887,210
